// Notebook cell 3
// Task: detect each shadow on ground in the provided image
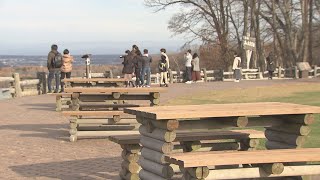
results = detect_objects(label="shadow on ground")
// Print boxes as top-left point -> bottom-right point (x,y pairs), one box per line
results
10,157 -> 121,180
0,124 -> 68,140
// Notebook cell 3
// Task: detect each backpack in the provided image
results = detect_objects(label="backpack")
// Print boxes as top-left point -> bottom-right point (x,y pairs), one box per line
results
52,53 -> 63,68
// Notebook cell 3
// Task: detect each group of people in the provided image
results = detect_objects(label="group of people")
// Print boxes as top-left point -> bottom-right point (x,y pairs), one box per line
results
47,44 -> 74,93
121,45 -> 154,87
121,46 -> 204,87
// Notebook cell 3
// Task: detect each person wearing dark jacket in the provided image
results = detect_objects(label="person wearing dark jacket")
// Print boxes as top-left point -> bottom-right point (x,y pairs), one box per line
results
158,55 -> 169,87
266,52 -> 275,80
141,49 -> 152,87
133,50 -> 143,87
122,50 -> 135,87
47,44 -> 61,93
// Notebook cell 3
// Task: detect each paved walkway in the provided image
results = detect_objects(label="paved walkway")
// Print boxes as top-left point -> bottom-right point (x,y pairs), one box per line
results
0,79 -> 319,179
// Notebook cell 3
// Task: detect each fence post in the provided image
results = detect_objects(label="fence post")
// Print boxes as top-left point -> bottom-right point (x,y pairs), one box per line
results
13,73 -> 22,98
202,68 -> 207,82
314,65 -> 318,78
220,69 -> 224,81
105,70 -> 113,78
37,72 -> 47,94
168,69 -> 173,84
294,66 -> 299,79
278,66 -> 282,79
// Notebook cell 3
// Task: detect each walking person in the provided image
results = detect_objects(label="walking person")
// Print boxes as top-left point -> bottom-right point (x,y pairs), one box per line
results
266,52 -> 275,80
133,50 -> 143,87
232,52 -> 242,82
191,53 -> 201,83
60,49 -> 74,93
184,49 -> 193,84
122,50 -> 135,87
141,49 -> 152,87
47,44 -> 62,93
159,55 -> 169,87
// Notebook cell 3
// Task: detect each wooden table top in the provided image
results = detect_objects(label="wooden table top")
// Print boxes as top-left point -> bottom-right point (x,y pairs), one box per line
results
62,78 -> 126,83
64,87 -> 168,93
124,102 -> 320,120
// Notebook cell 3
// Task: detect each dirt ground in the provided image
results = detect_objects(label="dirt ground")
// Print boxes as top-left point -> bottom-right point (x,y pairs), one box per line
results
0,78 -> 319,179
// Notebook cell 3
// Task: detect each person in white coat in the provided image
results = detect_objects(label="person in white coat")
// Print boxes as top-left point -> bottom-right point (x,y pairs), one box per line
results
232,52 -> 242,82
184,49 -> 193,84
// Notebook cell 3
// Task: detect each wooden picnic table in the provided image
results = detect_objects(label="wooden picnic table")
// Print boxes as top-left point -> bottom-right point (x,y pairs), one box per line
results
63,87 -> 167,142
124,102 -> 320,179
62,78 -> 126,88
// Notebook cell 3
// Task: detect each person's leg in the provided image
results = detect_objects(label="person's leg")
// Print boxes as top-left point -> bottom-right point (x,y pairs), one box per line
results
54,70 -> 60,92
192,71 -> 196,81
135,69 -> 141,86
47,71 -> 54,92
146,67 -> 151,86
66,72 -> 71,79
164,72 -> 168,85
60,72 -> 66,92
160,72 -> 164,86
141,68 -> 146,86
196,71 -> 201,81
188,67 -> 192,81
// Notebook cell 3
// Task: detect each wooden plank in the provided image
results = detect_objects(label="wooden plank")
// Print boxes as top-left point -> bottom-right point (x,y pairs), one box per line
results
125,102 -> 320,120
165,148 -> 320,168
62,111 -> 125,116
205,165 -> 320,179
76,131 -> 139,137
109,129 -> 265,145
64,87 -> 167,93
62,78 -> 126,83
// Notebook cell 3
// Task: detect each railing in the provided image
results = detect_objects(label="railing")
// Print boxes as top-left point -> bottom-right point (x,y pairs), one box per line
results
0,72 -> 46,99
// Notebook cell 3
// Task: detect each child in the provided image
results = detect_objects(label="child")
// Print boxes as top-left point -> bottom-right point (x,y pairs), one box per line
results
158,55 -> 169,87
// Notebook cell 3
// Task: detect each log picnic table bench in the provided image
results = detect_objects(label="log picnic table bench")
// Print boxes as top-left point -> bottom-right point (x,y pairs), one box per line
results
62,77 -> 126,88
55,78 -> 126,111
62,87 -> 167,142
109,129 -> 265,180
123,102 -> 320,180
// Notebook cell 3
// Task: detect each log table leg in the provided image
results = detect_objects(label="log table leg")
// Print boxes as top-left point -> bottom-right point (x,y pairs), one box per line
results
139,117 -> 178,180
69,116 -> 78,142
56,95 -> 62,112
120,144 -> 141,180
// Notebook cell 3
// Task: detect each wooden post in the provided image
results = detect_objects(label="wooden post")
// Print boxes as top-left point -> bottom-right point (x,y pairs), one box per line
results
294,66 -> 299,79
220,69 -> 224,81
168,69 -> 173,84
314,65 -> 318,78
37,72 -> 47,94
202,68 -> 207,82
13,73 -> 22,98
278,66 -> 282,79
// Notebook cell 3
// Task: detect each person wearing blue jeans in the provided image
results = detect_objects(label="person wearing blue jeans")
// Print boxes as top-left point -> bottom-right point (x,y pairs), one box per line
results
141,49 -> 152,87
47,44 -> 61,93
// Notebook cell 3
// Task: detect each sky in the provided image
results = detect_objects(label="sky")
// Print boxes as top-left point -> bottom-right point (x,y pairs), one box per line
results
0,0 -> 184,55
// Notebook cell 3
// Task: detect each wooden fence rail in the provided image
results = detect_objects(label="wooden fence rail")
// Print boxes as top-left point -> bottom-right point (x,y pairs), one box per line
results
0,72 -> 46,99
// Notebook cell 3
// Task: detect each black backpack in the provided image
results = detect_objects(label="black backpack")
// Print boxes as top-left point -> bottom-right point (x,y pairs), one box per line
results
52,53 -> 63,68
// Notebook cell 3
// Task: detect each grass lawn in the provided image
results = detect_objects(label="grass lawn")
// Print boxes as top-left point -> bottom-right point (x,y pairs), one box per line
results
164,83 -> 320,148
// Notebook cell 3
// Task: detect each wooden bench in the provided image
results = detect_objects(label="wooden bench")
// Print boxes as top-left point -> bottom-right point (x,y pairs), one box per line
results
165,148 -> 320,180
63,111 -> 138,142
55,93 -> 72,111
62,78 -> 126,88
109,129 -> 265,180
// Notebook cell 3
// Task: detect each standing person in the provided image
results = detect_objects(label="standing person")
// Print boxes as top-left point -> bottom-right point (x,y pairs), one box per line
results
141,49 -> 152,87
191,53 -> 201,83
60,49 -> 74,93
160,48 -> 170,84
133,50 -> 143,87
184,49 -> 193,84
232,52 -> 242,82
266,52 -> 275,80
158,55 -> 169,87
122,50 -> 135,87
47,44 -> 61,93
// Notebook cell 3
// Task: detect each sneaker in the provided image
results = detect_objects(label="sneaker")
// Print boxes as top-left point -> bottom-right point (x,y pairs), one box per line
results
59,90 -> 64,93
146,85 -> 151,88
53,90 -> 59,93
185,81 -> 192,84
